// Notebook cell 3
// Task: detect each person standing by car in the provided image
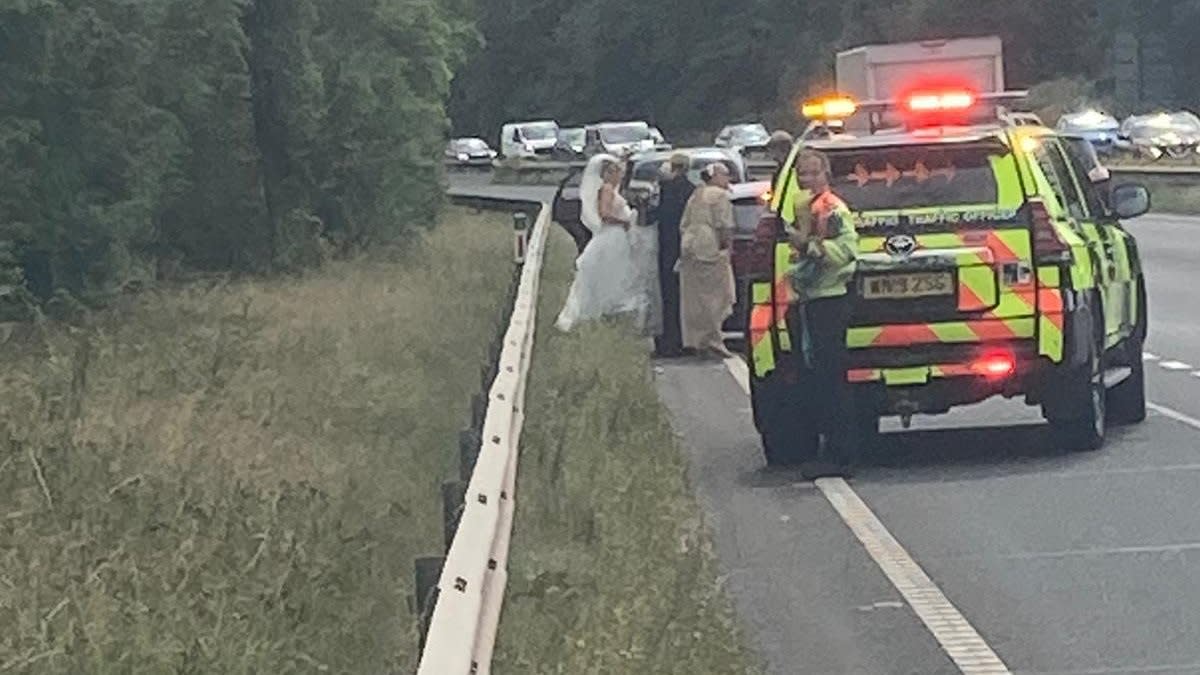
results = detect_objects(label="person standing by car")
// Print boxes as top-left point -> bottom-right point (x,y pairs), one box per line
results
649,153 -> 695,357
786,149 -> 859,478
678,163 -> 737,360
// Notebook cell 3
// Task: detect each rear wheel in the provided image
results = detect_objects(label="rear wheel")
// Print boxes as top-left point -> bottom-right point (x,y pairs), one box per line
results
1044,320 -> 1106,451
751,373 -> 817,467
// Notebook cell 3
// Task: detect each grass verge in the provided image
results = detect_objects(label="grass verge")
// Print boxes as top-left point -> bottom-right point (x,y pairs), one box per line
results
492,229 -> 759,674
0,207 -> 514,673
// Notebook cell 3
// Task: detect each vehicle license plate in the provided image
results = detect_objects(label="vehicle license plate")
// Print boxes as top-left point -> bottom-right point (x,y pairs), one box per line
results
861,272 -> 953,300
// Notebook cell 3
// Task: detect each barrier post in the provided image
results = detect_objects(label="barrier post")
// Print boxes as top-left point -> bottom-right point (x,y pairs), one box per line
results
513,212 -> 529,264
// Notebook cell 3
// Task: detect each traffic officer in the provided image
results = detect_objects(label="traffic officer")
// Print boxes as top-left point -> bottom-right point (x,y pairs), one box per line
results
786,148 -> 860,478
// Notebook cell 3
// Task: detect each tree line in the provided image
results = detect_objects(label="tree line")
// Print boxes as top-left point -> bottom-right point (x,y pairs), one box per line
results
0,0 -> 471,316
449,0 -> 1200,143
5,0 -> 1199,316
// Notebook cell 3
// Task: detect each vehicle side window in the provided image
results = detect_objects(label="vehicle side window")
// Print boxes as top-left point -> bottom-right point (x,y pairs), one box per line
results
1059,139 -> 1110,218
1032,139 -> 1088,221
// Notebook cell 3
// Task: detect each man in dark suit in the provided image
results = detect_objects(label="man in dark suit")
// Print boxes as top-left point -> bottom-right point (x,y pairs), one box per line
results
649,153 -> 694,357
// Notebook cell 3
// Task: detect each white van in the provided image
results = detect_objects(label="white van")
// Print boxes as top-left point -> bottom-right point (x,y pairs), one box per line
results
583,121 -> 658,157
499,120 -> 560,159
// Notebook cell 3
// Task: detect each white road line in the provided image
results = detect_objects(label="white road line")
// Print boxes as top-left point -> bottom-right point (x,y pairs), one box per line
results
1142,352 -> 1159,362
721,356 -> 1011,675
816,479 -> 1011,674
1148,401 -> 1200,432
1158,360 -> 1193,371
1192,371 -> 1200,379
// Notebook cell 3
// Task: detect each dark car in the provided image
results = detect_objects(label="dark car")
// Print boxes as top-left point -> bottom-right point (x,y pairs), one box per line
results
550,148 -> 770,333
444,137 -> 496,167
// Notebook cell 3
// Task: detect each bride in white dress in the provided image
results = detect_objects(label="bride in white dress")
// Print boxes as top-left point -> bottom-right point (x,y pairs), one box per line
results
555,154 -> 655,332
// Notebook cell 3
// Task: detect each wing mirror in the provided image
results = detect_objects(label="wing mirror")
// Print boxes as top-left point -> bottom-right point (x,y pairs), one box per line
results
1111,183 -> 1151,219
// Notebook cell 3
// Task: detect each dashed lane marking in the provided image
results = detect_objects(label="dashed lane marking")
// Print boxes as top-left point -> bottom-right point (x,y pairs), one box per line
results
1143,352 -> 1160,362
721,356 -> 1011,675
1159,360 -> 1193,371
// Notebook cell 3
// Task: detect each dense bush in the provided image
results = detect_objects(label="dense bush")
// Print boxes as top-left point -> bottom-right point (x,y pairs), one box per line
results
0,0 -> 471,311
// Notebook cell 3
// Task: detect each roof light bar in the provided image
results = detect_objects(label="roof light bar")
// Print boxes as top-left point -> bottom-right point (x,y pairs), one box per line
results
801,96 -> 858,120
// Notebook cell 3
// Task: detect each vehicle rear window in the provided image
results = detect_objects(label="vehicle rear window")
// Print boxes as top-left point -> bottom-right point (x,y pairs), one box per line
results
731,199 -> 764,235
827,144 -> 1008,212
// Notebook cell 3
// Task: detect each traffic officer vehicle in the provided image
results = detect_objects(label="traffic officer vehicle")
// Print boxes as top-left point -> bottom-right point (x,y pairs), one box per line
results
747,91 -> 1152,464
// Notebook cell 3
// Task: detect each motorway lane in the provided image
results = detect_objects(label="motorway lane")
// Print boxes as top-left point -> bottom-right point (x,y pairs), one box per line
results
1127,214 -> 1200,423
452,174 -> 1200,673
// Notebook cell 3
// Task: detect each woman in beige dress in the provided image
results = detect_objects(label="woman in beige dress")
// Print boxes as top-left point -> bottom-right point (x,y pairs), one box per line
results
678,163 -> 736,359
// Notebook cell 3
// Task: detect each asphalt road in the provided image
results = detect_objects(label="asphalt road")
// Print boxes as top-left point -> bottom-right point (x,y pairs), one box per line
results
450,174 -> 1200,674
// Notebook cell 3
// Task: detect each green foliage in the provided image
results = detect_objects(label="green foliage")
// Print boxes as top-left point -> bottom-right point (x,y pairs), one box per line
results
0,208 -> 516,671
0,0 -> 472,304
493,227 -> 758,674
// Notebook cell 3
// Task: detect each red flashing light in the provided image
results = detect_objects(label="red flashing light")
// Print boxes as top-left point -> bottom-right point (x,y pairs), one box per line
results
972,351 -> 1016,380
905,90 -> 977,113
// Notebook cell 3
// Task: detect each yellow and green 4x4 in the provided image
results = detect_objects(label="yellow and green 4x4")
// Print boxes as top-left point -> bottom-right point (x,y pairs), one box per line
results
747,118 -> 1151,465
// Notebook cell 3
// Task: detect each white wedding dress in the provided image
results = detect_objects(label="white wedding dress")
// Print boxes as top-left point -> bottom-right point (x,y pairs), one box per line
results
555,154 -> 656,333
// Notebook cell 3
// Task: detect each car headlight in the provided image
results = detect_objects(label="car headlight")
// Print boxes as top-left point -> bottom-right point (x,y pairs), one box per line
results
457,153 -> 469,161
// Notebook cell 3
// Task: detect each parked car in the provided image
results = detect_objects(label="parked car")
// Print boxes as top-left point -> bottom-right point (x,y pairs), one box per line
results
553,127 -> 586,160
1120,111 -> 1200,160
444,137 -> 496,166
650,126 -> 672,151
499,120 -> 560,159
583,121 -> 658,157
1056,110 -> 1124,156
715,123 -> 771,156
550,147 -> 770,331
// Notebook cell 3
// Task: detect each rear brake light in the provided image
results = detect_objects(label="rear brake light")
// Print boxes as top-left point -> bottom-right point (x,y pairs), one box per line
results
1029,198 -> 1072,262
972,351 -> 1016,380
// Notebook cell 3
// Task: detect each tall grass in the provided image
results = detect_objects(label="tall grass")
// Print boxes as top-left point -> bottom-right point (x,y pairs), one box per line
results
492,230 -> 758,674
0,208 -> 515,673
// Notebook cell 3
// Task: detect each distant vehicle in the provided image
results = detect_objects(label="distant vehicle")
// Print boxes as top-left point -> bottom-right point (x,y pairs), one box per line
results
583,121 -> 658,157
1120,111 -> 1200,160
499,120 -> 560,159
1057,110 -> 1124,156
444,137 -> 496,166
649,126 -> 672,151
835,36 -> 1005,133
550,147 -> 770,329
553,127 -> 586,160
715,123 -> 771,156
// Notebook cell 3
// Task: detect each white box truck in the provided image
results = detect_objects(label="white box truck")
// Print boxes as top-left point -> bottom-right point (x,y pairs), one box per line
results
835,36 -> 1005,131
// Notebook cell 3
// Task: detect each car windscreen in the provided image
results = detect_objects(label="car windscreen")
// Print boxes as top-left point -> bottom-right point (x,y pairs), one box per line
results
601,124 -> 650,144
826,143 -> 1008,213
520,124 -> 558,140
731,125 -> 769,142
559,129 -> 584,144
1058,113 -> 1118,133
457,139 -> 489,151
